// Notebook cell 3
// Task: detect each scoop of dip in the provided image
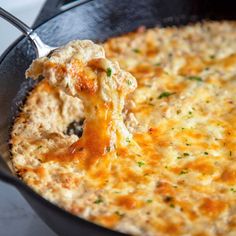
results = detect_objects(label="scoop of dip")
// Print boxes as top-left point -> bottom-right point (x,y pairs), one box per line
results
26,40 -> 137,168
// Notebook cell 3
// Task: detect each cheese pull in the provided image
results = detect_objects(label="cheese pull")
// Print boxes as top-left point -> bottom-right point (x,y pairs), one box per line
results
26,40 -> 137,167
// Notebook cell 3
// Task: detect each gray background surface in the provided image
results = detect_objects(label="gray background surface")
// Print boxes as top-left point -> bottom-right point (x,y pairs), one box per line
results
0,182 -> 56,236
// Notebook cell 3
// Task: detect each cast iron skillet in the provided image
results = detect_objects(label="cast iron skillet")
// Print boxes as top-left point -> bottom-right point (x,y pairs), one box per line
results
1,0 -> 236,235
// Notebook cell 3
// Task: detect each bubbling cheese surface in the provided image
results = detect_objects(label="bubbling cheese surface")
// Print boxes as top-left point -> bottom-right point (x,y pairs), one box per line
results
12,22 -> 236,236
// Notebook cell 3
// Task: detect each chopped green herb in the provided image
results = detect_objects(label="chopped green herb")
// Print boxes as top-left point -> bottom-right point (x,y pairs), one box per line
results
204,152 -> 209,155
146,199 -> 153,203
186,143 -> 191,146
106,67 -> 112,77
115,211 -> 125,217
127,80 -> 132,86
114,191 -> 120,194
210,55 -> 215,59
188,111 -> 192,115
187,76 -> 203,82
177,156 -> 182,159
179,169 -> 188,175
148,103 -> 154,106
94,198 -> 103,204
106,146 -> 111,153
183,153 -> 190,156
137,161 -> 145,167
158,91 -> 176,99
230,151 -> 232,156
37,145 -> 42,149
133,48 -> 140,53
154,63 -> 161,66
230,188 -> 236,193
126,137 -> 131,143
177,109 -> 181,114
170,203 -> 175,208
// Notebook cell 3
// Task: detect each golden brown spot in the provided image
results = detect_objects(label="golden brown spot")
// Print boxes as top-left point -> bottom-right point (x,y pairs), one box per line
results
219,168 -> 236,184
69,59 -> 98,94
155,181 -> 176,196
175,199 -> 198,220
199,198 -> 227,218
178,55 -> 205,76
186,160 -> 215,175
217,53 -> 236,68
70,205 -> 85,215
116,195 -> 138,210
120,168 -> 144,184
90,214 -> 120,228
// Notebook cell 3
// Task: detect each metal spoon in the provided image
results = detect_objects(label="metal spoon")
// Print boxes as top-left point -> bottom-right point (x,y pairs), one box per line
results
0,7 -> 57,58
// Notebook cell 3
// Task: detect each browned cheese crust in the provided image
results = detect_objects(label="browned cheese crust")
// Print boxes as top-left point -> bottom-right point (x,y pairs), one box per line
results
11,22 -> 236,236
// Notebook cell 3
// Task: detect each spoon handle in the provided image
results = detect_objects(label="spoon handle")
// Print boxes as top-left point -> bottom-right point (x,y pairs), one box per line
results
0,7 -> 33,35
0,7 -> 56,58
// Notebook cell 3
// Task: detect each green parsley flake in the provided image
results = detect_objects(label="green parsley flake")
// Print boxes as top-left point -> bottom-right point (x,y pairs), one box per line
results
179,169 -> 188,175
183,153 -> 190,156
230,188 -> 236,193
114,191 -> 121,194
106,67 -> 112,77
210,55 -> 215,59
158,91 -> 176,99
127,80 -> 132,86
137,161 -> 145,167
106,146 -> 111,153
146,199 -> 153,203
115,211 -> 124,217
94,198 -> 103,204
170,203 -> 175,208
126,137 -> 131,143
204,152 -> 209,155
187,76 -> 203,82
133,48 -> 140,53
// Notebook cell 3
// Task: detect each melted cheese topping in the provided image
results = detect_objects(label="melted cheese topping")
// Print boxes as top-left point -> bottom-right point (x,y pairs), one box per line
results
26,40 -> 137,169
12,22 -> 236,236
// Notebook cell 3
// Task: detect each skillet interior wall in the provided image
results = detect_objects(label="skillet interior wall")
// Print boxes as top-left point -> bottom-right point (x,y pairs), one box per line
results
1,0 -> 236,172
